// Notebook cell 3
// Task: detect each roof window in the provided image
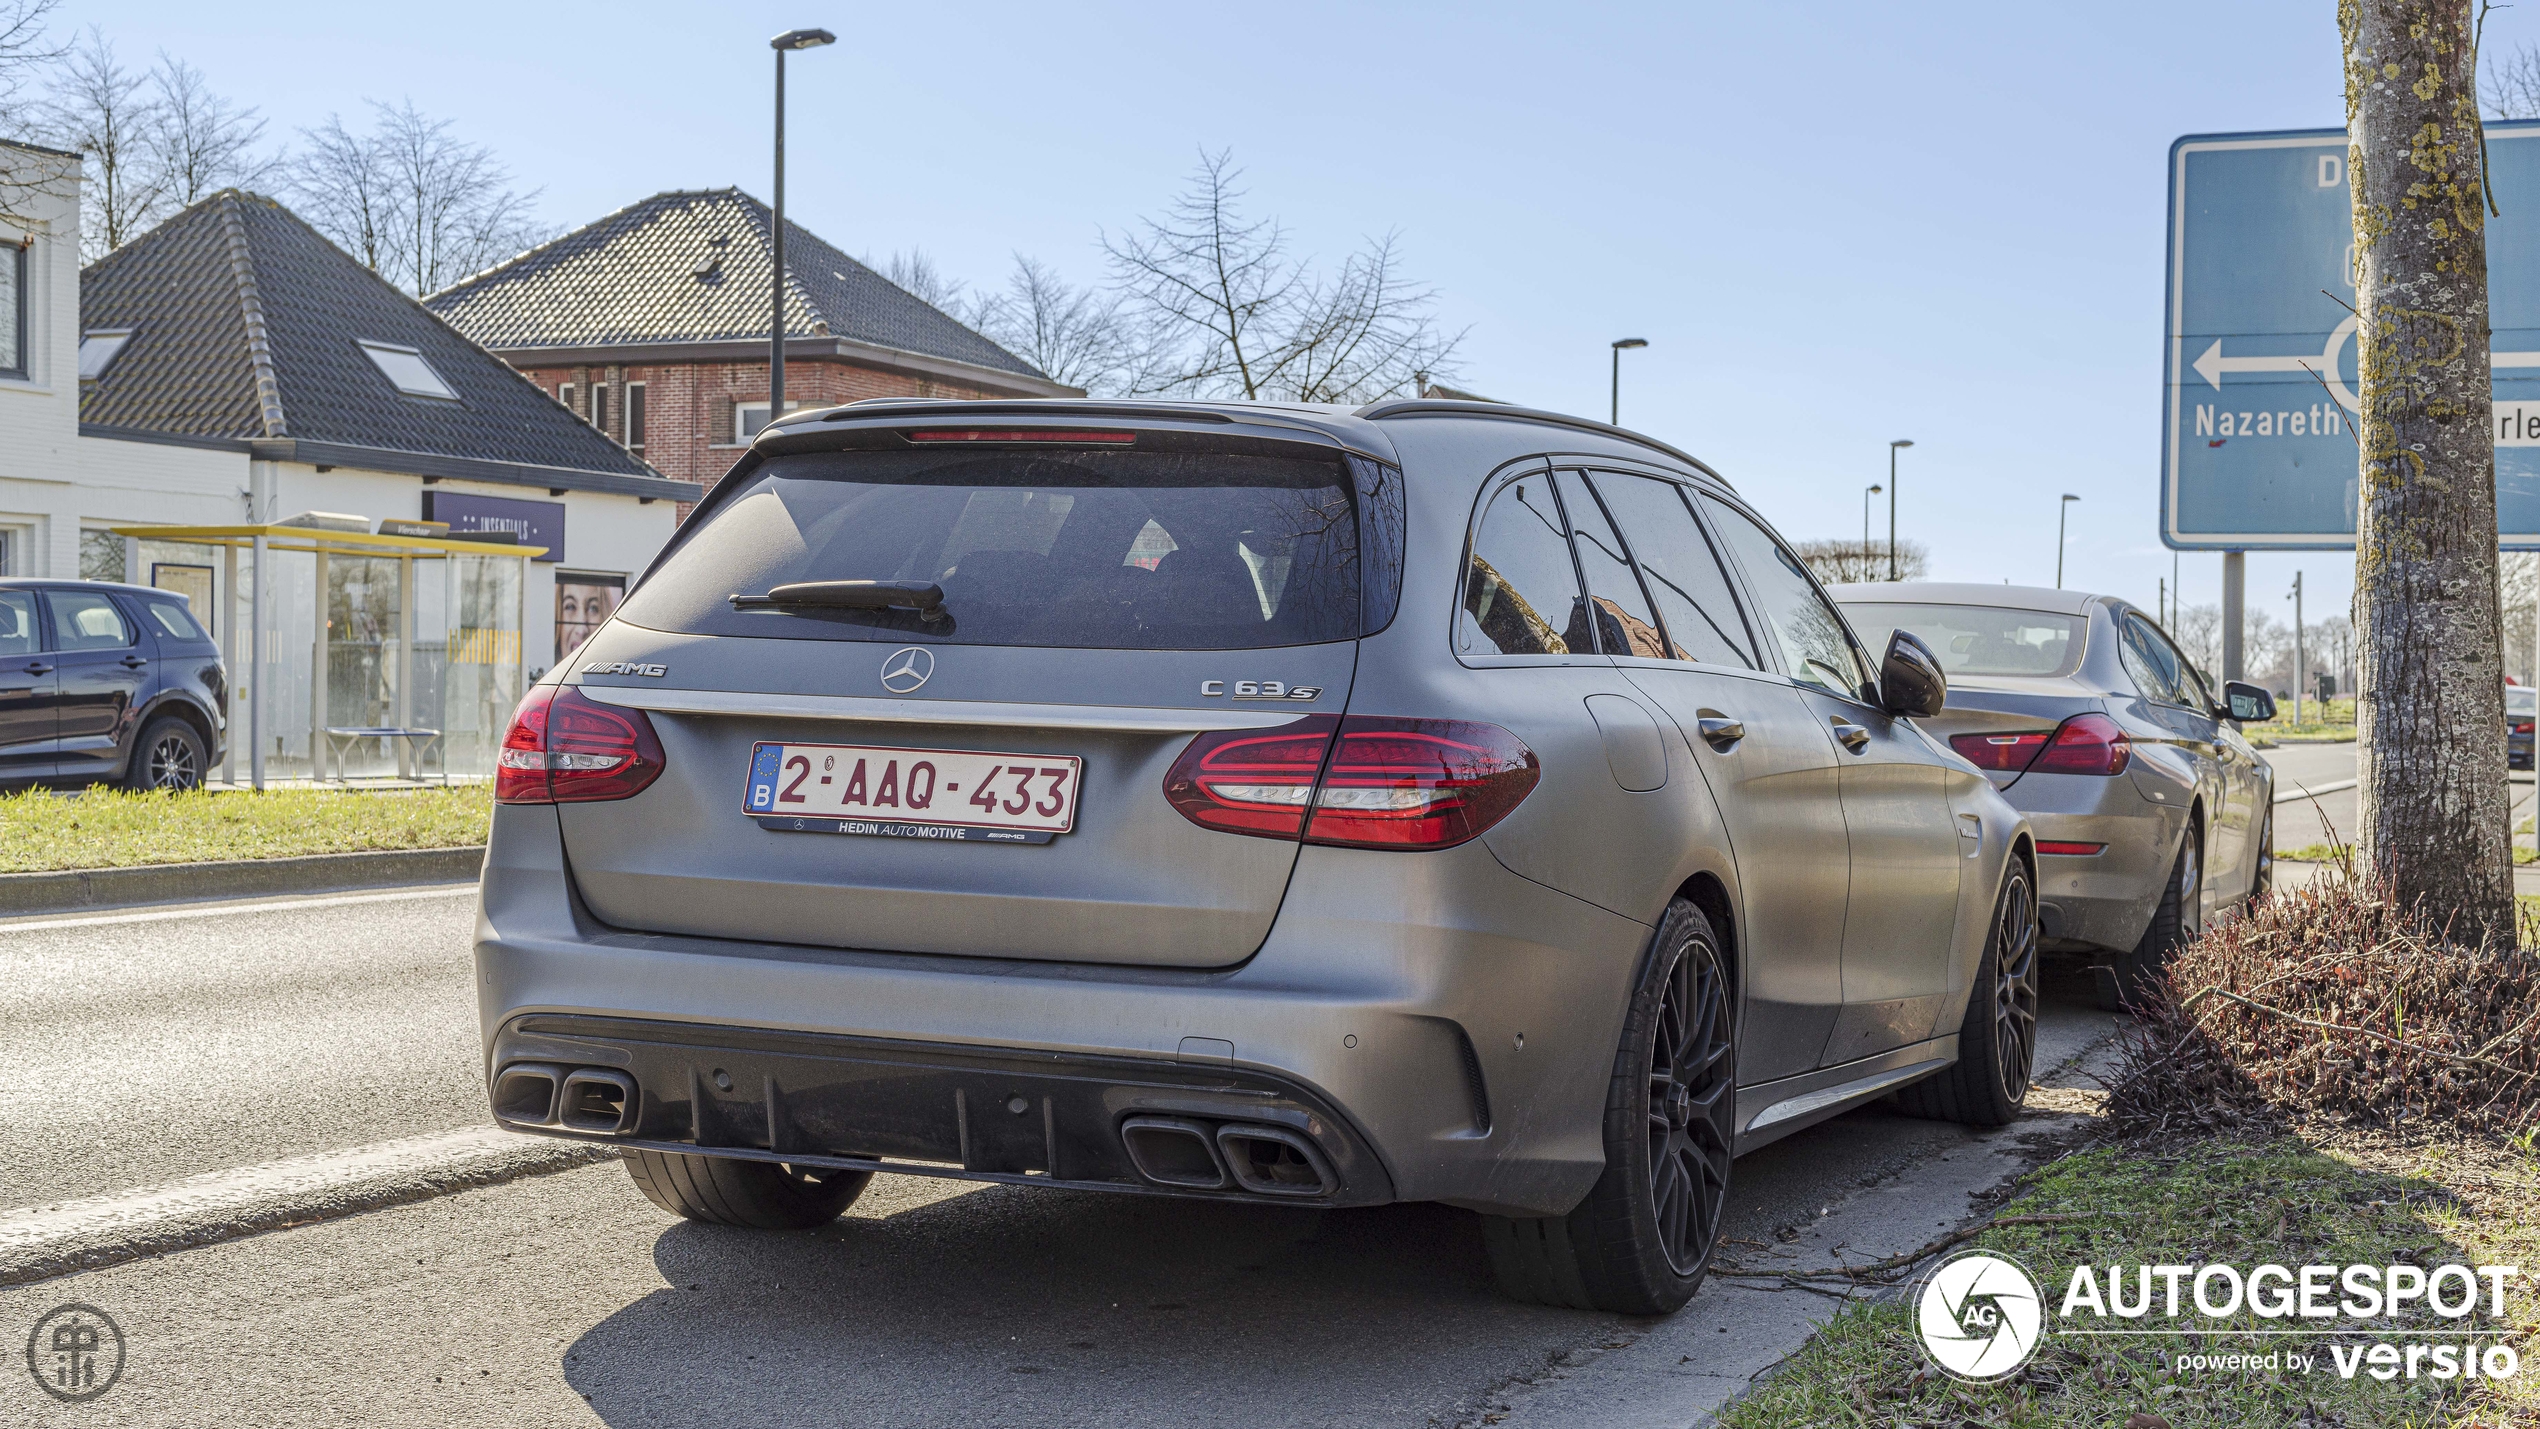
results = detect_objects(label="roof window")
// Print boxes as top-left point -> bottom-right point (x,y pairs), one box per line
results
357,340 -> 459,401
78,329 -> 134,382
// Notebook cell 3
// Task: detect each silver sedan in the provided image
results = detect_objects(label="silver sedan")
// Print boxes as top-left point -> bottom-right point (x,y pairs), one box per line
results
1831,582 -> 2275,1007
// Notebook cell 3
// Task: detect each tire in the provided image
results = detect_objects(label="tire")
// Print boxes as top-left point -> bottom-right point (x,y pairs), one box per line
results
1895,859 -> 2038,1127
125,716 -> 206,792
1482,898 -> 1735,1315
2098,824 -> 2202,1014
2248,806 -> 2274,908
624,1150 -> 872,1229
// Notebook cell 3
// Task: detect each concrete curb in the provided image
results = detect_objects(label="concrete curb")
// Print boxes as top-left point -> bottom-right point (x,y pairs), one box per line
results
0,845 -> 486,915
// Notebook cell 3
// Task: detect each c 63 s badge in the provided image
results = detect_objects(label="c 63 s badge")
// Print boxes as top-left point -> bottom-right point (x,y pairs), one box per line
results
1202,680 -> 1322,701
584,661 -> 667,677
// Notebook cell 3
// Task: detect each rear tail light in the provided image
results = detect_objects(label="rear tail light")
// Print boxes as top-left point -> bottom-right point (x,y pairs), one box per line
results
2030,712 -> 2131,775
1163,715 -> 1539,851
906,429 -> 1137,445
1949,731 -> 2050,772
2036,840 -> 2108,856
2516,720 -> 2534,735
496,685 -> 666,804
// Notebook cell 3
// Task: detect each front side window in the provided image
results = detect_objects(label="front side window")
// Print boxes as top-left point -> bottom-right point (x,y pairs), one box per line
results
1460,471 -> 1589,656
2118,612 -> 2190,706
49,592 -> 133,652
0,244 -> 23,380
1581,471 -> 1757,668
1700,494 -> 1873,700
617,447 -> 1363,650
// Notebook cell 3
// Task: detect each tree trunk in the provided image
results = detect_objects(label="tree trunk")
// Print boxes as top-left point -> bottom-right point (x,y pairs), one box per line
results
2343,0 -> 2517,944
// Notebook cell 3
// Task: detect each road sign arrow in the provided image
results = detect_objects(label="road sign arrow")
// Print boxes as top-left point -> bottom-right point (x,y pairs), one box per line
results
2191,340 -> 2319,389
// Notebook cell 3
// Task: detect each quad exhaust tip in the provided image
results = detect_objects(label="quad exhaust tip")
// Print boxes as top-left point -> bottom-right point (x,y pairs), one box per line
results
493,1062 -> 640,1136
1118,1116 -> 1337,1197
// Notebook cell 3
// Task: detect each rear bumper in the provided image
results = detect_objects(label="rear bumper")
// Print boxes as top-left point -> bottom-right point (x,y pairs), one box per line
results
474,804 -> 1654,1218
2000,771 -> 2182,953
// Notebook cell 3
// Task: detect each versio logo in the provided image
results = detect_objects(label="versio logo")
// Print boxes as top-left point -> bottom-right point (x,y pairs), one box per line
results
1917,1251 -> 2044,1381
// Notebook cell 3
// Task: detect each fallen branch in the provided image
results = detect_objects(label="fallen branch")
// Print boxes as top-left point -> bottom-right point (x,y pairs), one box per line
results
2191,987 -> 2539,1081
1712,1213 -> 2115,1283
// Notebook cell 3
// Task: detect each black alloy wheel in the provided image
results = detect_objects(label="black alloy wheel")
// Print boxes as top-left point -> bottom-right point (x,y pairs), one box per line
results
1647,926 -> 1737,1277
1990,866 -> 2039,1105
1481,898 -> 1736,1314
130,717 -> 205,792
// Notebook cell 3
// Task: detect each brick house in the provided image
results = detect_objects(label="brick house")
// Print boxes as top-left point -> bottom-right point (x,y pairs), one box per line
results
424,189 -> 1077,495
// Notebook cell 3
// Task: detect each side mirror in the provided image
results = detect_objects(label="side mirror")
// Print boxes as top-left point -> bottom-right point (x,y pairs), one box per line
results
1879,629 -> 1947,719
2222,680 -> 2276,723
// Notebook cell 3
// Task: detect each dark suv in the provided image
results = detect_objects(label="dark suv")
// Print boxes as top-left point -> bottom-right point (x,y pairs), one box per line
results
0,580 -> 227,791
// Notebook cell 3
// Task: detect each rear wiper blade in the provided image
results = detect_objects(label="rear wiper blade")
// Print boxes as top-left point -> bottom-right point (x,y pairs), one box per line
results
730,580 -> 946,622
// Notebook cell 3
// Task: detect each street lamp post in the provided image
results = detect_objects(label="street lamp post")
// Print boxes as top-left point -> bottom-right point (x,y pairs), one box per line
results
1610,338 -> 1647,426
2056,494 -> 2079,588
1886,439 -> 1913,580
1864,484 -> 1882,579
768,26 -> 835,427
2288,571 -> 2305,726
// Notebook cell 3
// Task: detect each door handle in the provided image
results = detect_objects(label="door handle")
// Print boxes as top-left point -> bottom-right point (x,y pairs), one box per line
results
120,656 -> 148,669
23,662 -> 50,674
1695,712 -> 1745,751
1831,719 -> 1871,753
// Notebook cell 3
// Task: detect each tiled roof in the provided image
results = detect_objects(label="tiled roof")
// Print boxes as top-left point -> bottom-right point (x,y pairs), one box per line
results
422,188 -> 1044,379
79,191 -> 667,489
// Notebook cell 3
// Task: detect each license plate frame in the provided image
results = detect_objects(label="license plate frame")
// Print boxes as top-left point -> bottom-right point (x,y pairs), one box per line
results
741,741 -> 1081,844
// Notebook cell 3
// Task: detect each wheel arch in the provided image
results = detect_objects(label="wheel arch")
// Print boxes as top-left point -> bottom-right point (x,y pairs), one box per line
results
1673,870 -> 1740,1010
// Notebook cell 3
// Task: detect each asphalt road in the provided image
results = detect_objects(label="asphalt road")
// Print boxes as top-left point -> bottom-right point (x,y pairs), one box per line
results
0,888 -> 2118,1427
2263,739 -> 2540,873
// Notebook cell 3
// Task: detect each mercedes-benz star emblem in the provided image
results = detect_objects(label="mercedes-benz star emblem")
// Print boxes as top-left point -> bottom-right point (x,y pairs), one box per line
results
879,647 -> 935,694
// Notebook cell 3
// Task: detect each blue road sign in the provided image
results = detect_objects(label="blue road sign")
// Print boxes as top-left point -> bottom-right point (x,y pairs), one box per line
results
2165,121 -> 2540,550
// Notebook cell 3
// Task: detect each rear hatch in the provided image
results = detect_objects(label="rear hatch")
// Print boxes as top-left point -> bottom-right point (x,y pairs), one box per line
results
551,423 -> 1390,968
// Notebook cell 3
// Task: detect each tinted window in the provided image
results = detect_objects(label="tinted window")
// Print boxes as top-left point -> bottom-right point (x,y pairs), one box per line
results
1583,472 -> 1757,668
617,449 -> 1362,650
1460,472 -> 1589,656
1557,472 -> 1668,658
1699,496 -> 1872,699
0,593 -> 32,656
2119,613 -> 2190,705
1351,456 -> 1407,636
1839,602 -> 2084,678
50,592 -> 133,652
144,598 -> 207,641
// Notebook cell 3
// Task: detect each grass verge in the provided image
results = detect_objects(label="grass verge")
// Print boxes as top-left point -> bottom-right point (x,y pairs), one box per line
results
2281,844 -> 2539,866
0,784 -> 491,871
1716,1136 -> 2539,1428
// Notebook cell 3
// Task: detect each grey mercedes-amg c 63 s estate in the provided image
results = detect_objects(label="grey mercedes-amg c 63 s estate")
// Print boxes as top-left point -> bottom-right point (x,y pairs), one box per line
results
475,398 -> 2036,1314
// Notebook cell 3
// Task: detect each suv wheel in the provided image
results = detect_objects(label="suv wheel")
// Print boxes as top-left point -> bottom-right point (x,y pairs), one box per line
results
127,716 -> 205,792
625,1150 -> 873,1229
2099,826 -> 2200,1013
1482,898 -> 1735,1315
1895,859 -> 2038,1127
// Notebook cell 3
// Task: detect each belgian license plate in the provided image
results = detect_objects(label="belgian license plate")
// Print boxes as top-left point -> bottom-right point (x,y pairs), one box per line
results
743,742 -> 1081,844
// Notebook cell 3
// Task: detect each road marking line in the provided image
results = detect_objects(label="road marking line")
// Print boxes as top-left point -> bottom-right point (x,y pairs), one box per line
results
2273,777 -> 2356,803
0,884 -> 474,935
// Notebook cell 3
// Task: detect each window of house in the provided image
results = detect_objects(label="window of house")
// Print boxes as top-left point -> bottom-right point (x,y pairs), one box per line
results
0,244 -> 24,381
589,381 -> 609,434
79,328 -> 134,382
357,341 -> 459,400
732,400 -> 804,444
625,382 -> 646,448
558,382 -> 576,412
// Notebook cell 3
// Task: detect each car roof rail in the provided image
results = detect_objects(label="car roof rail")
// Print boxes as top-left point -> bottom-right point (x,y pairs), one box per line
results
1351,399 -> 1720,481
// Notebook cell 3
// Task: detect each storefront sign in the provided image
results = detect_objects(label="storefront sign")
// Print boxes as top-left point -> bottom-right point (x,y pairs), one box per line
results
422,492 -> 563,562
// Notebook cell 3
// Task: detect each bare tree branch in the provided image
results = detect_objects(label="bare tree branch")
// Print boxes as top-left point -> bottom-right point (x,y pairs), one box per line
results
968,253 -> 1141,393
0,0 -> 59,130
38,27 -> 161,261
290,99 -> 546,293
287,112 -> 395,274
146,52 -> 271,208
2487,38 -> 2540,117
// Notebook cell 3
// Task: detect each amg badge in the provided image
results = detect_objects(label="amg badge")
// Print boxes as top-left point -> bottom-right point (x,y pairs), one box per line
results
583,661 -> 667,677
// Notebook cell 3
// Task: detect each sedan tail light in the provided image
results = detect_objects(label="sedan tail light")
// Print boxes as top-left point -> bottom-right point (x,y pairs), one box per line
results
1948,730 -> 2050,772
2515,720 -> 2534,735
1163,715 -> 1538,851
496,685 -> 666,804
2029,712 -> 2132,775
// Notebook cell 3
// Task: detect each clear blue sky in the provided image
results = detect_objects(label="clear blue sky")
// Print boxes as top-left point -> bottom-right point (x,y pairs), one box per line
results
63,0 -> 2540,632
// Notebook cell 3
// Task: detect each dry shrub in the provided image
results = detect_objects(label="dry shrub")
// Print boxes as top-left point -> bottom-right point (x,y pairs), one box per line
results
2102,874 -> 2540,1138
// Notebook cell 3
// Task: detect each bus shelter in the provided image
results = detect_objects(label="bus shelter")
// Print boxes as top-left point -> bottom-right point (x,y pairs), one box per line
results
113,523 -> 544,789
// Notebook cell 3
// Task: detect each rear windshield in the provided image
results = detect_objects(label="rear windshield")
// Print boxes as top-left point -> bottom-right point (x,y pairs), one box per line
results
616,449 -> 1363,650
1840,601 -> 2086,678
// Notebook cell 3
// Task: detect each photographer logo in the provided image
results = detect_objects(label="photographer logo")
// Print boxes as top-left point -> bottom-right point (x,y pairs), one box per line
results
1917,1251 -> 2043,1381
24,1303 -> 124,1403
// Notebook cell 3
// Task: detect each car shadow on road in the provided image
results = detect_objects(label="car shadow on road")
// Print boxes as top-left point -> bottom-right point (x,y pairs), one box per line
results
560,1181 -> 1612,1429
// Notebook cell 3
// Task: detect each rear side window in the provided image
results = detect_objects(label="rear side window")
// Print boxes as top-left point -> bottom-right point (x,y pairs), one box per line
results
2119,613 -> 2193,706
1580,472 -> 1757,668
144,598 -> 206,641
1459,472 -> 1589,656
49,592 -> 133,652
617,449 -> 1364,650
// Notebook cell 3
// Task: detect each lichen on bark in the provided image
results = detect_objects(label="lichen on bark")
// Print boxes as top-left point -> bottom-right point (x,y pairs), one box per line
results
2341,0 -> 2516,946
